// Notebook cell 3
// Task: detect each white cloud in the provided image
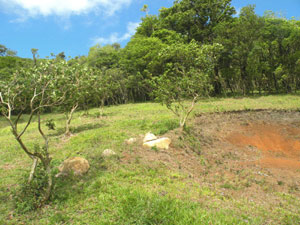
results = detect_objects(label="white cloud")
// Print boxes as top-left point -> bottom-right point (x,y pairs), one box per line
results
93,21 -> 139,45
0,0 -> 132,17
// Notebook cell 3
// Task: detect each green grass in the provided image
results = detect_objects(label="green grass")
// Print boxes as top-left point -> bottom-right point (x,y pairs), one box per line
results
0,95 -> 300,224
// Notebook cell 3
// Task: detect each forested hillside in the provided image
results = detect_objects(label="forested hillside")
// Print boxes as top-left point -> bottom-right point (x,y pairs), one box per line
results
1,0 -> 300,106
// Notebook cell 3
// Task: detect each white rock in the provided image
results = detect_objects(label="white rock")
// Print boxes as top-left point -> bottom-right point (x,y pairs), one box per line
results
126,138 -> 137,145
143,132 -> 157,143
143,137 -> 171,150
102,149 -> 116,157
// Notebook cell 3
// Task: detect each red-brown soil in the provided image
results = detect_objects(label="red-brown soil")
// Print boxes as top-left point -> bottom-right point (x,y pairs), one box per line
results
227,123 -> 300,170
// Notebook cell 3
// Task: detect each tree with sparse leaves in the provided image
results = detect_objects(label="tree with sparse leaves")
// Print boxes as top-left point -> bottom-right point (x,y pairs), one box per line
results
0,60 -> 67,205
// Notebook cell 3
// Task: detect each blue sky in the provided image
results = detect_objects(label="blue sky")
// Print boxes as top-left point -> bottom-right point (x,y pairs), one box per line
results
0,0 -> 299,59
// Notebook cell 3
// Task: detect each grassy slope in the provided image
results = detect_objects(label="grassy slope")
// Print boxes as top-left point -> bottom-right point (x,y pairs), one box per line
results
0,95 -> 299,224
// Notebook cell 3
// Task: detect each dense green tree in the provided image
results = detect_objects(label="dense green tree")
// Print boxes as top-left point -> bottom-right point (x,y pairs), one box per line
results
152,41 -> 223,129
159,0 -> 235,43
135,15 -> 159,37
87,44 -> 121,69
0,56 -> 33,81
214,5 -> 264,94
120,35 -> 166,101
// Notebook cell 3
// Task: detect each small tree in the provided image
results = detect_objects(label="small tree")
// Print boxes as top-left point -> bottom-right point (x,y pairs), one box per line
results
141,4 -> 149,16
0,60 -> 66,204
31,48 -> 39,66
90,67 -> 128,116
91,69 -> 111,116
58,62 -> 93,135
152,40 -> 223,130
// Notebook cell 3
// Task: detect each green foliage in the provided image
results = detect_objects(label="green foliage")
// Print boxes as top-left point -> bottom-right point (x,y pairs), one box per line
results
57,61 -> 93,111
135,15 -> 158,37
2,1 -> 300,103
0,58 -> 83,208
1,59 -> 67,114
140,4 -> 149,15
0,56 -> 32,81
159,0 -> 235,43
87,43 -> 120,69
94,67 -> 128,105
56,52 -> 66,60
46,119 -> 56,130
214,5 -> 300,95
0,44 -> 7,56
120,35 -> 166,101
0,44 -> 17,57
13,164 -> 49,213
152,41 -> 223,128
152,28 -> 186,45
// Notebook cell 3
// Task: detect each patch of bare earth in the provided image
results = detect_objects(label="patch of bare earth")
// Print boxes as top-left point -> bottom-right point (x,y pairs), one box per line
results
121,110 -> 300,221
227,122 -> 300,170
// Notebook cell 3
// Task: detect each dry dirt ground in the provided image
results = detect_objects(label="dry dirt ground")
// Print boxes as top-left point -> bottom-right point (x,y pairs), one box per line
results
122,110 -> 300,218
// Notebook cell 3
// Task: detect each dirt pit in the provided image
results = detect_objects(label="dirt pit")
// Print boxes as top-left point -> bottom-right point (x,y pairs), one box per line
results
227,122 -> 300,170
120,109 -> 300,221
122,109 -> 300,206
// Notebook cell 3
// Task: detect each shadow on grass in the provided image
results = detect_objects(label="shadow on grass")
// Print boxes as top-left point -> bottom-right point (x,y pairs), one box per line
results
72,123 -> 105,134
221,92 -> 300,99
0,117 -> 28,130
49,122 -> 106,137
81,111 -> 117,118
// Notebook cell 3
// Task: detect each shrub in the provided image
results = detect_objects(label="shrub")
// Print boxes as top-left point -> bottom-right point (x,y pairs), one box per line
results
13,165 -> 49,213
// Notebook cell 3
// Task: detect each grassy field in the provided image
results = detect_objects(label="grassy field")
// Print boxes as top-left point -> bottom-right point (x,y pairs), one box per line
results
0,95 -> 300,224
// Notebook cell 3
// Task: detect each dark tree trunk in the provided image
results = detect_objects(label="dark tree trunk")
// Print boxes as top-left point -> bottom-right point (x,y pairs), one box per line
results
213,66 -> 222,95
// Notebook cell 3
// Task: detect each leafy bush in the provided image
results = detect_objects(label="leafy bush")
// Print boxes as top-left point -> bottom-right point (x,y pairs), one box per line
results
45,119 -> 56,130
13,165 -> 49,213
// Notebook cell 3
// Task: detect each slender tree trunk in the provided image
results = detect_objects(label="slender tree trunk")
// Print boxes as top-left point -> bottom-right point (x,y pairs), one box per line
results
226,79 -> 234,94
213,66 -> 222,95
37,112 -> 53,204
179,95 -> 198,132
3,109 -> 41,183
65,103 -> 78,135
41,162 -> 53,205
28,157 -> 38,183
98,99 -> 105,117
272,72 -> 278,93
241,65 -> 248,95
